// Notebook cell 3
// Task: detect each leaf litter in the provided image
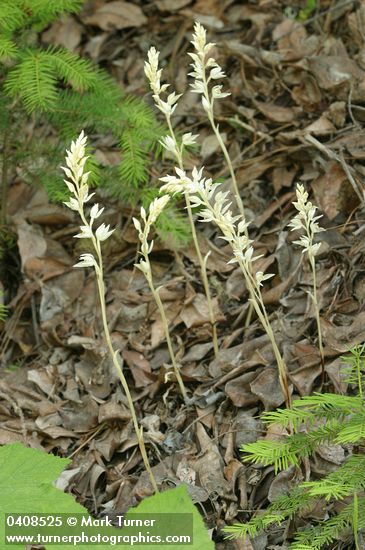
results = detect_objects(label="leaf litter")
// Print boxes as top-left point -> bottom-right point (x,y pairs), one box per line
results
1,1 -> 365,548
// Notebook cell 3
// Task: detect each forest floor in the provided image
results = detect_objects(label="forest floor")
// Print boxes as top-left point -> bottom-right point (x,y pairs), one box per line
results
1,0 -> 365,548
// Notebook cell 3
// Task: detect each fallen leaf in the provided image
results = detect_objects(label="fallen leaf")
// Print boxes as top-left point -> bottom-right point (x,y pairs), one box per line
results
305,115 -> 336,135
321,312 -> 365,352
156,0 -> 191,10
250,367 -> 286,408
193,423 -> 235,498
200,133 -> 226,159
268,465 -> 303,502
180,294 -> 222,328
42,16 -> 83,51
85,1 -> 147,30
225,372 -> 258,407
312,162 -> 359,219
255,101 -> 296,123
306,55 -> 364,90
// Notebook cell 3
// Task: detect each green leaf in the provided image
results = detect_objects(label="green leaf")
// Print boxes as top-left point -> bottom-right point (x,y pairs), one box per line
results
126,485 -> 214,549
0,443 -> 85,550
0,443 -> 214,549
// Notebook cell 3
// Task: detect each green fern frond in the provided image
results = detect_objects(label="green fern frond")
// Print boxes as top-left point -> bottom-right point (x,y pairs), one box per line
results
4,45 -> 103,112
155,202 -> 192,249
0,0 -> 82,34
0,34 -> 18,61
25,0 -> 83,28
334,413 -> 365,444
224,486 -> 314,540
262,393 -> 363,430
0,295 -> 7,320
291,497 -> 365,550
119,126 -> 150,188
0,2 -> 26,33
302,455 -> 365,500
117,95 -> 164,188
48,47 -> 100,92
286,392 -> 363,414
242,419 -> 343,474
4,48 -> 58,112
228,345 -> 365,549
341,343 -> 365,396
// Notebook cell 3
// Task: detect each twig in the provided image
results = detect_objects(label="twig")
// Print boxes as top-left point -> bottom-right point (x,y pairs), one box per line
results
304,133 -> 365,205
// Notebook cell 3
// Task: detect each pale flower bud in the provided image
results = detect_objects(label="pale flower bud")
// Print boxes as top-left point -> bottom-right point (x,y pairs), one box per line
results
132,217 -> 142,233
182,133 -> 199,146
256,271 -> 274,287
210,66 -> 225,79
74,253 -> 98,269
90,203 -> 104,220
64,197 -> 79,211
211,85 -> 230,99
74,225 -> 93,239
148,195 -> 170,224
95,223 -> 115,242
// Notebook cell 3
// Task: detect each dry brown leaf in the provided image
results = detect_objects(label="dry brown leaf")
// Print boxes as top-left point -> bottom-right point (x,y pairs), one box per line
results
39,426 -> 77,439
274,18 -> 318,60
42,16 -> 82,51
0,428 -> 24,445
312,162 -> 359,220
180,294 -> 222,328
316,444 -> 345,465
255,101 -> 296,123
306,55 -> 364,90
122,349 -> 155,388
268,465 -> 303,503
305,115 -> 336,135
253,191 -> 294,228
85,1 -> 147,30
193,423 -> 234,498
98,401 -> 131,423
225,372 -> 258,407
250,368 -> 286,409
27,369 -> 54,395
321,312 -> 365,352
200,133 -> 226,159
291,77 -> 322,111
156,0 -> 191,11
271,165 -> 297,194
289,342 -> 322,395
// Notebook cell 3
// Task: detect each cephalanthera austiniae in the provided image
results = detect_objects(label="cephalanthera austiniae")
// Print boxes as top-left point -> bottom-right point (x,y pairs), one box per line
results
145,40 -> 219,357
160,166 -> 292,407
133,196 -> 188,403
289,183 -> 326,369
62,131 -> 158,493
146,23 -> 291,406
188,22 -> 245,219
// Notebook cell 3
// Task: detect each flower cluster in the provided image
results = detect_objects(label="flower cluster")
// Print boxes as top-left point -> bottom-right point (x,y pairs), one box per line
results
159,164 -> 287,401
132,195 -> 188,402
288,184 -> 325,258
288,184 -> 325,368
62,130 -> 92,208
144,47 -> 198,161
160,167 -> 273,287
61,131 -> 115,270
133,195 -> 170,277
189,21 -> 230,114
144,47 -> 181,118
62,133 -> 159,491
